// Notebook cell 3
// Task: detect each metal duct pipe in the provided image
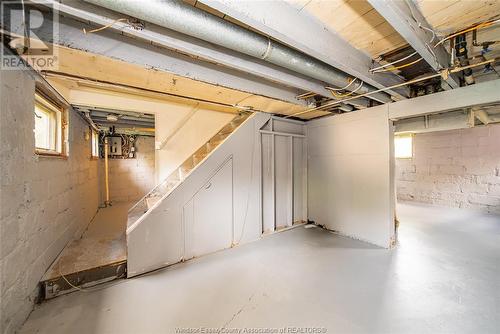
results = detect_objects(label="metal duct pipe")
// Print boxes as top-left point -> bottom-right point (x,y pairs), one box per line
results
84,0 -> 392,103
338,104 -> 354,112
104,136 -> 110,207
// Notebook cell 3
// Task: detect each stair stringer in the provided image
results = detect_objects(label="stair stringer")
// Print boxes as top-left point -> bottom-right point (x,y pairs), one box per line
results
126,112 -> 271,277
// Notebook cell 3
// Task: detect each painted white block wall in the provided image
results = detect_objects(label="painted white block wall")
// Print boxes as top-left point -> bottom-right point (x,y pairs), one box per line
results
0,71 -> 99,334
307,105 -> 395,248
107,136 -> 155,203
396,124 -> 500,214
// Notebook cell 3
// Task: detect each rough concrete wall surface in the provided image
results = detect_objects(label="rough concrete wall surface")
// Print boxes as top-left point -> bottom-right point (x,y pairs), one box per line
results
396,124 -> 500,214
0,70 -> 99,334
107,136 -> 155,203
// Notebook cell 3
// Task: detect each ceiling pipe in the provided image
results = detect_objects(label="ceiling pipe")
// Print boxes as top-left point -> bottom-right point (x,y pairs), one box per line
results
338,104 -> 354,112
84,0 -> 393,104
474,109 -> 491,125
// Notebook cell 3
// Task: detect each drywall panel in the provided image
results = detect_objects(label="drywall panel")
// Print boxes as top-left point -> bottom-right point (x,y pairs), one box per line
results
275,136 -> 293,229
272,117 -> 305,135
307,105 -> 395,248
192,158 -> 233,257
156,107 -> 235,183
261,133 -> 274,233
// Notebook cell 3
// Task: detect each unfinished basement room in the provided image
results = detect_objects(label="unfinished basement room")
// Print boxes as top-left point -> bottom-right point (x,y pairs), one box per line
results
1,0 -> 499,333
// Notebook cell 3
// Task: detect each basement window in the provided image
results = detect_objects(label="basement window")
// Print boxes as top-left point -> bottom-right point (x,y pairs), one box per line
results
34,92 -> 65,156
394,134 -> 413,159
91,129 -> 99,158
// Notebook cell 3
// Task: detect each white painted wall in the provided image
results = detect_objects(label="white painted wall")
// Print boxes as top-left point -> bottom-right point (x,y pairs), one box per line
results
396,124 -> 500,214
155,107 -> 234,182
307,105 -> 395,248
261,118 -> 307,233
1,71 -> 99,334
106,136 -> 155,203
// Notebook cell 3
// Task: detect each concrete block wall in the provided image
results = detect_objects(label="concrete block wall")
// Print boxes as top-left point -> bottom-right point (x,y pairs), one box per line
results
0,70 -> 99,334
107,136 -> 155,203
396,124 -> 500,214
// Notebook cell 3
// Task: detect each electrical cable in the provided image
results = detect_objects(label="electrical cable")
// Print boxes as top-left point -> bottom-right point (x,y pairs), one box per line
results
420,25 -> 436,44
370,51 -> 418,72
405,0 -> 438,65
325,78 -> 357,91
83,18 -> 129,34
372,57 -> 424,73
20,0 -> 30,51
328,80 -> 364,98
287,57 -> 498,118
435,19 -> 500,47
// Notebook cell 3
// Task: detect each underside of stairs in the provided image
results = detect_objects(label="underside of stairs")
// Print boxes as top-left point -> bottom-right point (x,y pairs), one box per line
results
127,111 -> 251,228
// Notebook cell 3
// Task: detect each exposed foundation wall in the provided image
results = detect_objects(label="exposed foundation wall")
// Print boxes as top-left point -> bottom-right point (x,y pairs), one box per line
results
0,70 -> 99,334
107,136 -> 155,203
396,124 -> 500,214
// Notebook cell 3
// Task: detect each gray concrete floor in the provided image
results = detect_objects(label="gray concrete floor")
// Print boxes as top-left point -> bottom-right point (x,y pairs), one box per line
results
21,203 -> 500,333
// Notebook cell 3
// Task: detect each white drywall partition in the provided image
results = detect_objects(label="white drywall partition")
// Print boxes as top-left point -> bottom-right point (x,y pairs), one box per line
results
127,113 -> 271,276
261,118 -> 307,233
307,105 -> 395,248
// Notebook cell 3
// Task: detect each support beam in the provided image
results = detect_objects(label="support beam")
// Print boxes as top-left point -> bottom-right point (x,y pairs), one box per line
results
367,0 -> 460,89
388,79 -> 500,120
198,0 -> 409,100
394,110 -> 474,133
35,0 -> 344,102
7,6 -> 307,107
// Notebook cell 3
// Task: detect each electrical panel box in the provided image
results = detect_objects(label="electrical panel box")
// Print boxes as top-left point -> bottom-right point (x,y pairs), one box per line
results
109,136 -> 122,156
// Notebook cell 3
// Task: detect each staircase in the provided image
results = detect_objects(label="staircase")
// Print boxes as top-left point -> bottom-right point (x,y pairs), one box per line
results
127,112 -> 251,228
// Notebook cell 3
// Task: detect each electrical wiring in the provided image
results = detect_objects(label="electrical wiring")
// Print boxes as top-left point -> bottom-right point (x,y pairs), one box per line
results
325,77 -> 357,92
405,0 -> 438,65
296,91 -> 317,99
20,0 -> 30,51
370,51 -> 418,72
420,25 -> 436,44
435,19 -> 500,47
287,57 -> 498,118
327,79 -> 364,98
83,18 -> 129,34
372,57 -> 424,73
